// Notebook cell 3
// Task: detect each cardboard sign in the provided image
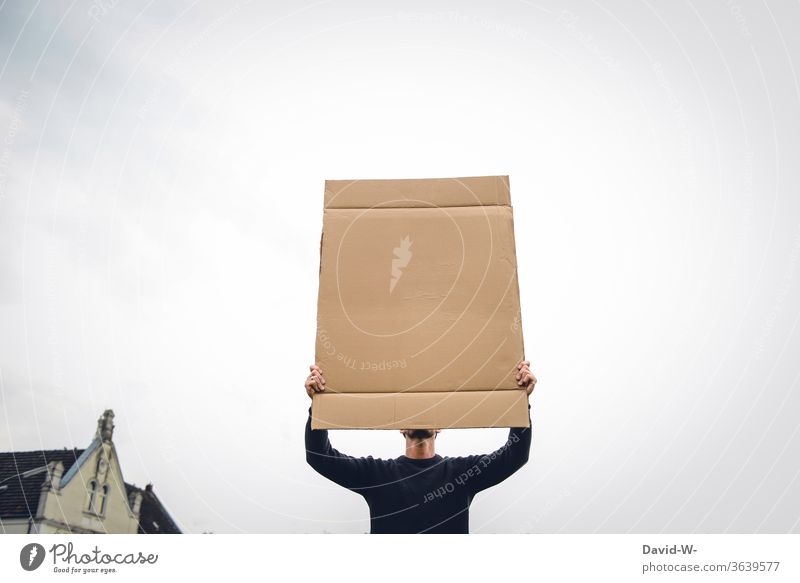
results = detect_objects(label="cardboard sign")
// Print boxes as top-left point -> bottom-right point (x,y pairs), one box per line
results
312,175 -> 529,429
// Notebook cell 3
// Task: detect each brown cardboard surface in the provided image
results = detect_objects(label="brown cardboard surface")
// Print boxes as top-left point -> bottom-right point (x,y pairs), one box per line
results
311,390 -> 530,430
313,175 -> 528,429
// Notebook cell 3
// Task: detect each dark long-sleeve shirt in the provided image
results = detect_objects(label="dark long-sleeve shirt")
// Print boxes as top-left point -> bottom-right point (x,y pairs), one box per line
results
305,404 -> 532,533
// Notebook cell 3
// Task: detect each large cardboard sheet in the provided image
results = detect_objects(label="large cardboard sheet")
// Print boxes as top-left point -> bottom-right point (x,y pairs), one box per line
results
312,175 -> 528,429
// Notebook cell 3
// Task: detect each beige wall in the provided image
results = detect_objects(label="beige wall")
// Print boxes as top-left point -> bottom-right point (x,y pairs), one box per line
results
38,443 -> 140,534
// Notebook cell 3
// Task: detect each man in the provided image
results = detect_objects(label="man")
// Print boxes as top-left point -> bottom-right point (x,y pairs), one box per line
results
304,361 -> 536,534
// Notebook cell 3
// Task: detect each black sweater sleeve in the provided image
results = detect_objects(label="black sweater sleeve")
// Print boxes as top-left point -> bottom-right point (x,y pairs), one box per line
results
462,404 -> 532,495
305,406 -> 379,492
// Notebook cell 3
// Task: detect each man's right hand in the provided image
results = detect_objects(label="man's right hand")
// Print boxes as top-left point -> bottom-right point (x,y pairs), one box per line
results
516,360 -> 537,396
305,364 -> 326,399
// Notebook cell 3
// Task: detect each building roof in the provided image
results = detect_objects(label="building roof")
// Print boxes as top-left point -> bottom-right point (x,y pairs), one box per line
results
0,449 -> 84,519
60,437 -> 101,487
124,483 -> 182,534
0,449 -> 181,534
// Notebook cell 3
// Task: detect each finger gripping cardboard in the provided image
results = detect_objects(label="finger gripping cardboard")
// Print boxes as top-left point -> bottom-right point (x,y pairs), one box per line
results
312,175 -> 529,430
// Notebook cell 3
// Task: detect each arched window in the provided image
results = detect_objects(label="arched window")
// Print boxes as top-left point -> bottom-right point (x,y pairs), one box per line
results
99,485 -> 110,515
87,480 -> 98,512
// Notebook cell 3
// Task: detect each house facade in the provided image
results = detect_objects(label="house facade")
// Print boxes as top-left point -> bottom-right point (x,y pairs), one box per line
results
0,410 -> 181,534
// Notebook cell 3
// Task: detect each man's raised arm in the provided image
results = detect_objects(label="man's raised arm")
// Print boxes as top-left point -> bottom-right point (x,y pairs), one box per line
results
462,361 -> 536,494
304,365 -> 378,491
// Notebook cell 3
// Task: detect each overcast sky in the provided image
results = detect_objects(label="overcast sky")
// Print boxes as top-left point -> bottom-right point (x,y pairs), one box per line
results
1,0 -> 799,533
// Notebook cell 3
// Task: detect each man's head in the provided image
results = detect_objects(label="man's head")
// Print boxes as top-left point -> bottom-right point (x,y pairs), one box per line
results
400,429 -> 441,459
401,429 -> 438,440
